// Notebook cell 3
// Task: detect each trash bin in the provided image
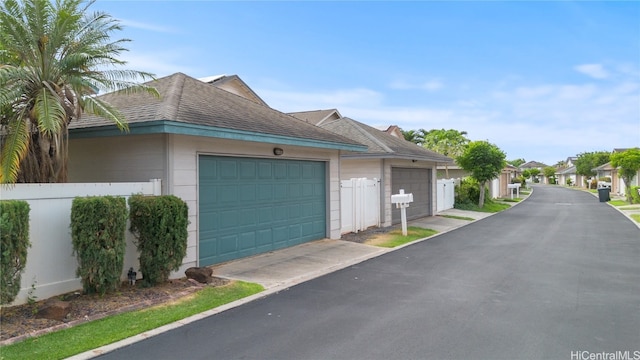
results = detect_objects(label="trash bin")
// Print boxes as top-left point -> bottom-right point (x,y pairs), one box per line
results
597,187 -> 610,202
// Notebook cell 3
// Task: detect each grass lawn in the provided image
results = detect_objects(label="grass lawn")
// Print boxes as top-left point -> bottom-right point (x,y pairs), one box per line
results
631,214 -> 640,223
0,281 -> 263,360
454,200 -> 511,213
366,227 -> 438,248
609,200 -> 630,206
497,198 -> 522,203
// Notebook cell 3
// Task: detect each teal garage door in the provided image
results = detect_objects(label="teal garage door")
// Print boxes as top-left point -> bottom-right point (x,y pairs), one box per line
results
198,156 -> 326,266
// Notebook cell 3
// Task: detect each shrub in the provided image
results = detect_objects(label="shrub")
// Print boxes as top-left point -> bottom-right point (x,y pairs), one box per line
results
455,177 -> 482,206
630,186 -> 640,204
0,200 -> 30,305
129,195 -> 189,287
566,178 -> 573,186
71,196 -> 128,295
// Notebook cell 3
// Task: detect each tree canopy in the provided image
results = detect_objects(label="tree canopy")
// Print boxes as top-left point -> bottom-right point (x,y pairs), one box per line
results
0,0 -> 158,183
574,151 -> 611,178
456,140 -> 506,208
401,128 -> 426,146
610,148 -> 640,203
422,129 -> 470,178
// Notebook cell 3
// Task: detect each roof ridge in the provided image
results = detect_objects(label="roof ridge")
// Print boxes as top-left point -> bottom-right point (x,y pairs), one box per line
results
340,117 -> 393,153
157,73 -> 187,120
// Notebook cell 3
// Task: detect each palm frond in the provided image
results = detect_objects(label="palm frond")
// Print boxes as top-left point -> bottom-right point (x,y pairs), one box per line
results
34,86 -> 65,135
81,96 -> 128,131
0,114 -> 30,183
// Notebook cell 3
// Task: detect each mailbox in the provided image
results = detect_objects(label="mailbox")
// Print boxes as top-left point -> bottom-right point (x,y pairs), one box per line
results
391,189 -> 413,236
391,190 -> 413,208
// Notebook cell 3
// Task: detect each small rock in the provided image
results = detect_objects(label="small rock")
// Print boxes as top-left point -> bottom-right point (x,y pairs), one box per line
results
37,299 -> 71,321
185,267 -> 213,284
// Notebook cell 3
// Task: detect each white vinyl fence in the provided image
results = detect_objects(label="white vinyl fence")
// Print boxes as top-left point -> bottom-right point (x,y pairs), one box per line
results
1,180 -> 161,305
436,178 -> 455,212
340,178 -> 380,234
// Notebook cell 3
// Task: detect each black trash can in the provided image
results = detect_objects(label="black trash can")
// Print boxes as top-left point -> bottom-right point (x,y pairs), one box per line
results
598,187 -> 610,202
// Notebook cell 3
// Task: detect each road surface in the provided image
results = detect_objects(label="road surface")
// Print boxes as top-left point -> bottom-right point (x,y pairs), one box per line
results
98,186 -> 640,360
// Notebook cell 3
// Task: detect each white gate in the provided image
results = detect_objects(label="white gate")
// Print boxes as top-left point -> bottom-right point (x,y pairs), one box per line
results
436,178 -> 455,212
340,178 -> 380,234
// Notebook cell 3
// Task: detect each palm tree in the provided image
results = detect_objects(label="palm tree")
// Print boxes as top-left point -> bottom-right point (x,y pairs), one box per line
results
0,0 -> 158,183
422,129 -> 470,178
401,128 -> 427,146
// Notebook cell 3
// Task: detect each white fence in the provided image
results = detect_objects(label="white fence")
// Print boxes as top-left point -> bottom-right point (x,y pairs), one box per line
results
1,180 -> 161,305
340,178 -> 380,234
436,178 -> 455,212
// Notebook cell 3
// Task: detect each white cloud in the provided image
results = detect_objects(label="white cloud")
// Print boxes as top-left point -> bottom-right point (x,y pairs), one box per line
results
257,71 -> 639,166
575,63 -> 609,79
120,51 -> 202,78
118,19 -> 179,34
389,79 -> 443,92
257,88 -> 383,112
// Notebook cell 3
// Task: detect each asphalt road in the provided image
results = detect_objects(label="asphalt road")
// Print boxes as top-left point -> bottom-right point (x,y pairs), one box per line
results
98,186 -> 640,360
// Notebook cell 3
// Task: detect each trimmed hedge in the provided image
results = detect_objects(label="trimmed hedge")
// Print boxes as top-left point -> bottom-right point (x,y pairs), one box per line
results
71,196 -> 128,295
129,195 -> 189,287
0,200 -> 30,305
630,186 -> 640,204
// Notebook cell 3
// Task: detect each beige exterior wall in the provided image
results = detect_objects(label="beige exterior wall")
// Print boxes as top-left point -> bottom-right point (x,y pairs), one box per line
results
70,134 -> 343,274
340,158 -> 383,179
69,134 -> 168,187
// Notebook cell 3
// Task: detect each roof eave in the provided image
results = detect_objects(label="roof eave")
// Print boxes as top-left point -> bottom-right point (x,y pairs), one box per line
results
69,120 -> 368,152
340,152 -> 453,163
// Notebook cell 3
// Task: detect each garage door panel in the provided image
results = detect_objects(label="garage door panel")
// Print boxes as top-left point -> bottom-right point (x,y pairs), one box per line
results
256,229 -> 272,246
239,232 -> 256,250
198,156 -> 326,266
392,168 -> 432,224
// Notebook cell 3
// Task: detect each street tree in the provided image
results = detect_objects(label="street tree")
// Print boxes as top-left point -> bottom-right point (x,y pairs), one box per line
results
543,166 -> 557,184
574,151 -> 611,189
456,140 -> 506,208
423,129 -> 470,178
610,148 -> 640,203
0,0 -> 158,183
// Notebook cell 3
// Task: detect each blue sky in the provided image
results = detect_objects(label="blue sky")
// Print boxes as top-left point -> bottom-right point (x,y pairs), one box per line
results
96,1 -> 639,166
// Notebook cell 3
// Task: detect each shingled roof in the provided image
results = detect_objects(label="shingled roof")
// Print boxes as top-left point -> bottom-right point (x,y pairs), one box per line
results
70,73 -> 365,152
317,117 -> 453,163
287,109 -> 342,126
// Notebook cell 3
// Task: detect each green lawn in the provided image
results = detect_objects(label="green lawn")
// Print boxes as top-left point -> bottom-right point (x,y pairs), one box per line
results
0,281 -> 263,360
454,200 -> 511,213
608,200 -> 629,206
372,227 -> 438,248
631,214 -> 640,223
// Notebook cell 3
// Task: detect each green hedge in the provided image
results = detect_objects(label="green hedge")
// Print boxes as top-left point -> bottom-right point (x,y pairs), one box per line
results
0,200 -> 30,305
71,196 -> 128,295
630,186 -> 640,204
129,195 -> 189,287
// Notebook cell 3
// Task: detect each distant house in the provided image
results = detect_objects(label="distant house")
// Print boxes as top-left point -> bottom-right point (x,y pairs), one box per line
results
593,149 -> 640,196
520,160 -> 549,183
289,110 -> 453,227
69,72 -> 366,269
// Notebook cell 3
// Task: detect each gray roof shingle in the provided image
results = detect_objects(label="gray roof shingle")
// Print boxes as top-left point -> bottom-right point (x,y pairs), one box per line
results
71,73 -> 364,149
318,117 -> 453,163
